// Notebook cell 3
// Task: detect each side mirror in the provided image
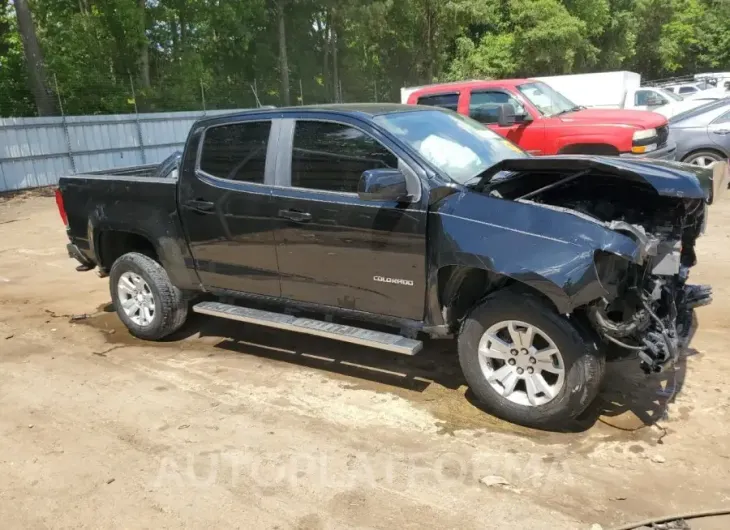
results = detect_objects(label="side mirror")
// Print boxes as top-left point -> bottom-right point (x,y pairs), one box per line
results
358,168 -> 410,202
497,103 -> 516,127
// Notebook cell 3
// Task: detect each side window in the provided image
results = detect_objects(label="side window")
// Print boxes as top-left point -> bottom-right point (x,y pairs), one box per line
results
635,90 -> 650,106
679,86 -> 697,95
469,91 -> 526,124
291,121 -> 397,193
713,111 -> 730,124
636,90 -> 667,107
199,121 -> 271,183
416,93 -> 459,111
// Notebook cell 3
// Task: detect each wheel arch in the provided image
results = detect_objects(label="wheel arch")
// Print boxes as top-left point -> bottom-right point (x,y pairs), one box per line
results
681,146 -> 728,164
436,264 -> 566,330
95,229 -> 161,271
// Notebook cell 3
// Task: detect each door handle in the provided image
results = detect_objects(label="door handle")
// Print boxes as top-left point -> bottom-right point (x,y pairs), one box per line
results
278,209 -> 312,222
186,199 -> 215,212
712,128 -> 730,135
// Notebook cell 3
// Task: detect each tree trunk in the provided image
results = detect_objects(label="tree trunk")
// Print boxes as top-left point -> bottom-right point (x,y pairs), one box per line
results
277,2 -> 290,106
179,14 -> 188,49
322,12 -> 330,102
170,15 -> 179,58
331,7 -> 339,103
332,31 -> 339,102
138,0 -> 151,89
13,0 -> 56,116
425,1 -> 435,82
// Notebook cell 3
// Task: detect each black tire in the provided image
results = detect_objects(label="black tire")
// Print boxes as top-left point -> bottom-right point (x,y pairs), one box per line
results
109,252 -> 189,340
458,289 -> 605,429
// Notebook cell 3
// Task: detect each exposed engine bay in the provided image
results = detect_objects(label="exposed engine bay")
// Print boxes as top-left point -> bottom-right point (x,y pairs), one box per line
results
484,168 -> 714,373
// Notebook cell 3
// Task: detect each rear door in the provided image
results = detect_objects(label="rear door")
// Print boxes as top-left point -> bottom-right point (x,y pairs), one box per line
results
709,109 -> 730,155
270,116 -> 428,321
178,118 -> 282,297
466,89 -> 545,154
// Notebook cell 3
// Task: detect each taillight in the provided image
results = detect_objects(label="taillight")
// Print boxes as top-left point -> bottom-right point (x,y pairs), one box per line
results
55,188 -> 68,226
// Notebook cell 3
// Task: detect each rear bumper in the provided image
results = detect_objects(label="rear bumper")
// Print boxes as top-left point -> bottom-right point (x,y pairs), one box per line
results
620,142 -> 677,161
66,243 -> 96,270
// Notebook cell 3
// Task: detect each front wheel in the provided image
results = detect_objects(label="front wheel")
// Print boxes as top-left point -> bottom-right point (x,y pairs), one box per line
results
458,290 -> 605,429
683,150 -> 724,167
109,252 -> 189,340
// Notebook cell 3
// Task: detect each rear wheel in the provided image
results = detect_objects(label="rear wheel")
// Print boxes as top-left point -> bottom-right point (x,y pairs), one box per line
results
683,150 -> 724,167
109,252 -> 189,340
458,290 -> 605,429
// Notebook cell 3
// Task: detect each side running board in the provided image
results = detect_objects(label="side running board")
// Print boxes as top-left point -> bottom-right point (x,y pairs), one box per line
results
192,301 -> 423,355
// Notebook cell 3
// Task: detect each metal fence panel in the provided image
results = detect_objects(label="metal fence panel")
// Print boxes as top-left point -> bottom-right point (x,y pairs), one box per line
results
0,109 -> 240,192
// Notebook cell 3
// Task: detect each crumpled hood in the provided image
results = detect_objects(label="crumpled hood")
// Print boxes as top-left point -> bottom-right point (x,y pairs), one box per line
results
557,108 -> 667,129
480,155 -> 710,200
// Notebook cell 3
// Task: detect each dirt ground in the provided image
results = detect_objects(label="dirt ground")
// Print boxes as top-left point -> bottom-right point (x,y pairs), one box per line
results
1,191 -> 729,530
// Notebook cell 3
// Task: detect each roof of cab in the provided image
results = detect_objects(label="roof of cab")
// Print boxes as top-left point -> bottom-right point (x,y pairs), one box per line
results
195,103 -> 427,127
406,79 -> 533,99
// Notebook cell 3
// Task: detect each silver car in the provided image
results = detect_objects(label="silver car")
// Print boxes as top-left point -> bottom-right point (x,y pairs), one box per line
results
671,98 -> 730,166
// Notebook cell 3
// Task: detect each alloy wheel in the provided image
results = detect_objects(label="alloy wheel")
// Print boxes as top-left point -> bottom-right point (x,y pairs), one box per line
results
478,320 -> 565,407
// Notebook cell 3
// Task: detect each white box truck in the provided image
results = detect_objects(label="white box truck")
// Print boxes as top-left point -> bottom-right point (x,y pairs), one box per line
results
536,71 -> 709,118
536,71 -> 641,108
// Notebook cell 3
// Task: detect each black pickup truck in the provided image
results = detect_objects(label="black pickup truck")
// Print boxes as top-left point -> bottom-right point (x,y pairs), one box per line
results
57,104 -> 726,428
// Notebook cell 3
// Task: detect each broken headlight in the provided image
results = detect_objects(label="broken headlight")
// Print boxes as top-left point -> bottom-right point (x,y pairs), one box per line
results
594,250 -> 631,300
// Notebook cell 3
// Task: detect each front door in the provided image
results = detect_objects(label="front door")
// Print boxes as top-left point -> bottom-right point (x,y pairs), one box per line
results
709,108 -> 730,153
272,117 -> 428,321
178,118 -> 282,297
466,89 -> 546,155
633,89 -> 669,112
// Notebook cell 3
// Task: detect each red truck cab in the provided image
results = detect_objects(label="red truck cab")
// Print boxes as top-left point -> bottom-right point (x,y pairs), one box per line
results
405,79 -> 676,159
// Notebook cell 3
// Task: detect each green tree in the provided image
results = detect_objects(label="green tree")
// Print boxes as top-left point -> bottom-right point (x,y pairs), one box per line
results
1,0 -> 729,117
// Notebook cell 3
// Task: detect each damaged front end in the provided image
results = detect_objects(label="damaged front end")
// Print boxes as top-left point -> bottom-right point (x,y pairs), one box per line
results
480,156 -> 727,373
587,252 -> 711,374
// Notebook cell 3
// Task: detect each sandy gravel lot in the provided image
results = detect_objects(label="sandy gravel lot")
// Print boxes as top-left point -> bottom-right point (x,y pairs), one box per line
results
1,190 -> 729,529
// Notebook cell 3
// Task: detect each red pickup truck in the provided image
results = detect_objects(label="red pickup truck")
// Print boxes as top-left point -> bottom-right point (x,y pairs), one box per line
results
404,79 -> 677,159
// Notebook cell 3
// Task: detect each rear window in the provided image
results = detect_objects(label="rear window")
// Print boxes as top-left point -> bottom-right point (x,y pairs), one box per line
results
199,121 -> 271,183
416,93 -> 459,111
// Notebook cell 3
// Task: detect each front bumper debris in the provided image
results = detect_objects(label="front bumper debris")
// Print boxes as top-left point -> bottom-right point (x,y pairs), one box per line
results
638,282 -> 712,373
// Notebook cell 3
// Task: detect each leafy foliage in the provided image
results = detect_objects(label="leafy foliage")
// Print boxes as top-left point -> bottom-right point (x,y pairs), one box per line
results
1,0 -> 730,116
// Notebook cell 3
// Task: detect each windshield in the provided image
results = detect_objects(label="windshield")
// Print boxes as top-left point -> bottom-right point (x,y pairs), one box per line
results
661,88 -> 683,102
374,109 -> 526,185
517,81 -> 577,117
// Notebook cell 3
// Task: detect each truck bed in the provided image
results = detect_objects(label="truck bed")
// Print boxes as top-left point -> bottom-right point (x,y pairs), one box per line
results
85,163 -> 163,178
58,170 -> 182,274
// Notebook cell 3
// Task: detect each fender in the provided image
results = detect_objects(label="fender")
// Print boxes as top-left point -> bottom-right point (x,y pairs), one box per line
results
427,189 -> 641,319
64,176 -> 201,290
551,129 -> 634,154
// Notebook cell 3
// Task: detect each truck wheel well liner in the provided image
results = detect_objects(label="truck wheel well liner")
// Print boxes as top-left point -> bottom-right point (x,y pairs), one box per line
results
98,231 -> 159,270
437,265 -> 560,328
